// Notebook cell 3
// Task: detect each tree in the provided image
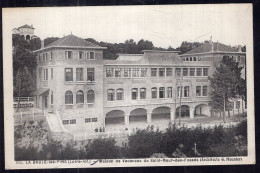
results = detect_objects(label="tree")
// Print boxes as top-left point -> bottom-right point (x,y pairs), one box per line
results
14,67 -> 34,111
44,37 -> 60,47
209,57 -> 243,122
137,39 -> 154,52
13,34 -> 38,110
176,41 -> 204,54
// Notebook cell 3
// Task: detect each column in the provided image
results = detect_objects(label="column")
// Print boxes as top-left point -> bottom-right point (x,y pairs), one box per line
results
190,108 -> 195,119
124,114 -> 129,126
170,110 -> 175,122
147,112 -> 152,124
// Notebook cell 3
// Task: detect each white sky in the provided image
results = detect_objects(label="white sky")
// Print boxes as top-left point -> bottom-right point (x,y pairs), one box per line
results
3,4 -> 252,48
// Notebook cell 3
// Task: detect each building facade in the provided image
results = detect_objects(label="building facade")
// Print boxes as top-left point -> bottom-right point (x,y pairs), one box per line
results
12,24 -> 35,40
33,35 -> 246,133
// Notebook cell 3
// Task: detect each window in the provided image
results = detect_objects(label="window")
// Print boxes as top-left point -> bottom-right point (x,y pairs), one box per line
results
167,87 -> 172,98
190,57 -> 193,61
124,68 -> 131,77
140,88 -> 146,99
76,90 -> 84,103
186,57 -> 189,61
62,120 -> 69,125
166,68 -> 172,76
44,53 -> 47,61
196,86 -> 201,96
190,68 -> 195,76
87,90 -> 95,103
43,69 -> 48,80
89,52 -> 95,59
38,55 -> 41,62
141,68 -> 147,77
39,69 -> 41,78
198,57 -> 201,61
92,118 -> 98,122
183,68 -> 188,76
159,87 -> 165,98
175,68 -> 181,76
70,119 -> 76,124
65,90 -> 73,104
202,85 -> 208,96
115,68 -> 122,77
132,88 -> 138,100
65,68 -> 73,81
151,87 -> 157,98
65,51 -> 72,59
43,69 -> 45,80
132,68 -> 139,77
85,118 -> 91,123
50,52 -> 53,60
177,86 -> 182,98
237,56 -> 241,62
76,68 -> 83,81
87,68 -> 95,82
193,57 -> 197,61
106,68 -> 114,77
151,68 -> 157,77
203,68 -> 208,76
159,68 -> 165,77
236,101 -> 240,109
184,86 -> 189,97
51,91 -> 53,104
79,51 -> 84,59
116,89 -> 124,100
51,68 -> 53,79
196,68 -> 202,76
107,89 -> 115,101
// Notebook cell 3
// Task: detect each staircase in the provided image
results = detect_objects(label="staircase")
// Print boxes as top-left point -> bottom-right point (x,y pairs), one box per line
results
46,112 -> 64,132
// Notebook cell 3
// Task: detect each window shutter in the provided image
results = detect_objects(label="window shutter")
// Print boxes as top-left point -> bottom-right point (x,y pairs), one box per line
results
65,51 -> 68,59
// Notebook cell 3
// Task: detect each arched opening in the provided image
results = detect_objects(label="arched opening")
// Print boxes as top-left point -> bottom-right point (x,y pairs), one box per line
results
130,108 -> 147,124
152,106 -> 171,121
195,104 -> 211,117
26,35 -> 30,40
105,110 -> 125,126
176,105 -> 190,118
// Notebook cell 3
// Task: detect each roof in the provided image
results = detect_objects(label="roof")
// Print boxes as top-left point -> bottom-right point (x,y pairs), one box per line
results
18,24 -> 34,29
32,88 -> 49,96
45,34 -> 102,48
181,42 -> 238,55
141,50 -> 180,53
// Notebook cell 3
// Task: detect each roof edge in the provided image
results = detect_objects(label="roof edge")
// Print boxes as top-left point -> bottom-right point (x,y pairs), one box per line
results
33,46 -> 107,53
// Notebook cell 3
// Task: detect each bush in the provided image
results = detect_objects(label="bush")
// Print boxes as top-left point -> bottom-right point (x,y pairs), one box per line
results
85,138 -> 121,159
127,126 -> 163,158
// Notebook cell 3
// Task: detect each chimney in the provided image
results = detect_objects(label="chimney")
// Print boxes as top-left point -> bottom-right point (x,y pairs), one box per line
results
41,40 -> 44,48
238,45 -> 242,52
31,24 -> 33,28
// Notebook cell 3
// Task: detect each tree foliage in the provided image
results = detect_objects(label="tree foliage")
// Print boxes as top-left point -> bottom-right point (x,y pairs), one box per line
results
12,34 -> 38,99
209,57 -> 244,121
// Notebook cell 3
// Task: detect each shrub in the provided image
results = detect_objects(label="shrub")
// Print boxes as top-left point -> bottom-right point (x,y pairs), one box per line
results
127,127 -> 163,158
85,138 -> 121,159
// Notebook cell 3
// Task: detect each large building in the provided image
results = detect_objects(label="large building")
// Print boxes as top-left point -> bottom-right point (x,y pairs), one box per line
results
33,34 -> 246,133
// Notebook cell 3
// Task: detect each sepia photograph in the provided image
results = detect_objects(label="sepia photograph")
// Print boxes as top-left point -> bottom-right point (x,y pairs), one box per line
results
3,4 -> 255,169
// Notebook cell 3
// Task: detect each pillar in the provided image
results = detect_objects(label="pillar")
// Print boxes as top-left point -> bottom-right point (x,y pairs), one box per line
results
190,108 -> 195,119
147,112 -> 152,124
170,110 -> 175,121
124,114 -> 129,126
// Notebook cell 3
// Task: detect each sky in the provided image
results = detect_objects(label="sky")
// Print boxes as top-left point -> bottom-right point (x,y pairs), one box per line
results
3,4 -> 252,49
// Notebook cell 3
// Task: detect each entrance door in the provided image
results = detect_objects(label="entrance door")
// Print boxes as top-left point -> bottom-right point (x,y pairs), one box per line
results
44,96 -> 48,109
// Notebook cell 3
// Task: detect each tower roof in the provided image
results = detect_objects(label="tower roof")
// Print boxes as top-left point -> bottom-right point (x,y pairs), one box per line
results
181,42 -> 238,55
45,34 -> 103,48
18,24 -> 34,29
